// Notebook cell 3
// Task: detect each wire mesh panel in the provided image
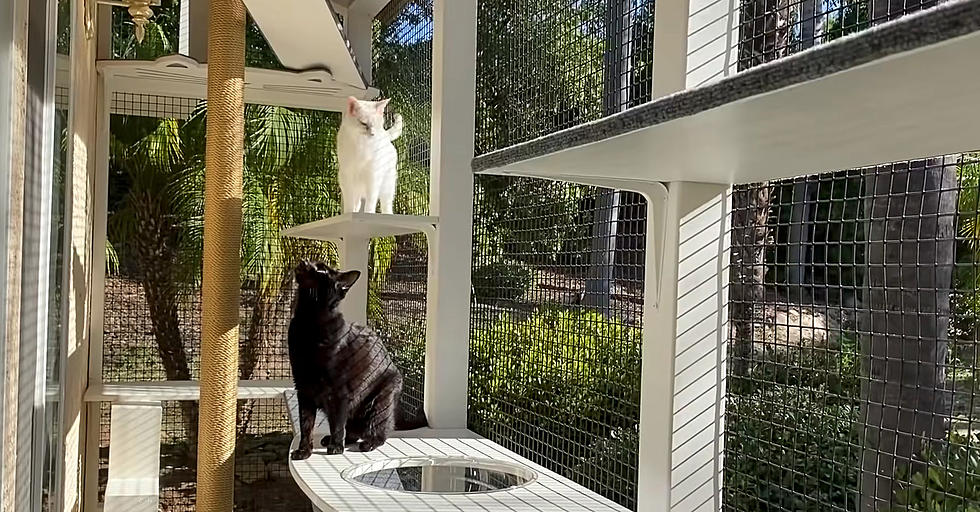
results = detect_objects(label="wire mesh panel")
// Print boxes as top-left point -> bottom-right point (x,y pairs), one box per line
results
475,0 -> 656,154
101,2 -> 434,508
97,399 -> 304,512
469,2 -> 656,509
736,0 -> 940,72
101,91 -> 344,509
725,153 -> 980,512
469,178 -> 646,509
370,0 -> 435,419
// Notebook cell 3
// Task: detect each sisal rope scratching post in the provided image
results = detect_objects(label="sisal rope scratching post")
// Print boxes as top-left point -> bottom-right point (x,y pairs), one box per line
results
197,0 -> 245,510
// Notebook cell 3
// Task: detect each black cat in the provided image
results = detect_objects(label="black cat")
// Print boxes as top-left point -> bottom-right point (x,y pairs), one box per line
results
288,260 -> 425,460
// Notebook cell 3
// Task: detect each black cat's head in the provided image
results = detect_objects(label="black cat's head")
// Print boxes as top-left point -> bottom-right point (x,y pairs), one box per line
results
294,260 -> 361,310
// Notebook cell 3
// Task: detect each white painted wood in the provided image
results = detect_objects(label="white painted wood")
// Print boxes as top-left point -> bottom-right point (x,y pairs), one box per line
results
337,235 -> 370,326
651,0 -> 690,97
686,0 -> 738,88
282,392 -> 628,512
103,403 -> 162,512
346,11 -> 373,84
84,380 -> 293,402
178,0 -> 208,62
281,212 -> 437,242
657,183 -> 728,512
84,61 -> 111,512
348,0 -> 390,18
242,0 -> 366,88
479,28 -> 980,186
98,55 -> 379,114
423,0 -> 477,430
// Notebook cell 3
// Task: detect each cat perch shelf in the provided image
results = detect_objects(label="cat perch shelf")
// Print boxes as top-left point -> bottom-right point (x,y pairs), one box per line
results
283,391 -> 629,512
281,213 -> 438,242
472,0 -> 980,186
98,55 -> 379,116
242,0 -> 368,89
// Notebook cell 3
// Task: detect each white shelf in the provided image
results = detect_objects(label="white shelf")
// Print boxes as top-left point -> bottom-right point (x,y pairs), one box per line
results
473,0 -> 980,186
281,212 -> 438,241
283,391 -> 629,512
99,55 -> 379,116
243,0 -> 368,89
84,380 -> 293,402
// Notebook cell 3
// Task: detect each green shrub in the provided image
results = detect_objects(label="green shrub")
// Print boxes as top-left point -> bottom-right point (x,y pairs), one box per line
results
468,306 -> 641,488
725,384 -> 860,512
894,432 -> 980,512
471,260 -> 534,302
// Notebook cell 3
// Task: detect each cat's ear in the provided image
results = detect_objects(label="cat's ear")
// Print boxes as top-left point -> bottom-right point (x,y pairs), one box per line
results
335,270 -> 361,291
375,98 -> 390,115
346,96 -> 359,116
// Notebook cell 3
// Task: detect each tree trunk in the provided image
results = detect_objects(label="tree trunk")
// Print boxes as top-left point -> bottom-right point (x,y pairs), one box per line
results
730,0 -> 786,375
859,159 -> 956,511
858,1 -> 949,509
730,185 -> 771,376
237,273 -> 293,435
131,190 -> 198,442
787,180 -> 814,303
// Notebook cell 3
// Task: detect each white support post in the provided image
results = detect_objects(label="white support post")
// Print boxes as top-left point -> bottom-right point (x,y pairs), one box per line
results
652,0 -> 739,97
640,0 -> 737,508
179,0 -> 208,62
424,0 -> 477,429
84,70 -> 110,512
636,182 -> 730,512
337,235 -> 369,325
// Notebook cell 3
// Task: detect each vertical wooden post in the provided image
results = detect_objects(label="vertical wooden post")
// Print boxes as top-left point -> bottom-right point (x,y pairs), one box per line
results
197,0 -> 245,509
424,0 -> 477,429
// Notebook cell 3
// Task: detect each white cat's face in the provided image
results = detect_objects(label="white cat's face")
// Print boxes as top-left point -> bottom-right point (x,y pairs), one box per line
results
345,96 -> 390,136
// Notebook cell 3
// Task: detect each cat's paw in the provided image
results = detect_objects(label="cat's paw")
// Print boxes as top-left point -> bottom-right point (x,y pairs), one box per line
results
358,439 -> 384,452
320,435 -> 331,447
291,448 -> 312,461
325,443 -> 345,455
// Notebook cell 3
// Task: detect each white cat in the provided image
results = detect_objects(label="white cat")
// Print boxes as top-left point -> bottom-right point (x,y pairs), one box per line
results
337,96 -> 403,214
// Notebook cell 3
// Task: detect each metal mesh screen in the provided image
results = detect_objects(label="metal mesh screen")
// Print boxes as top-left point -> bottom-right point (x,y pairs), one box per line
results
369,0 -> 435,420
725,153 -> 980,512
101,91 -> 344,509
100,0 -> 434,505
736,0 -> 941,72
469,177 -> 646,509
97,399 -> 303,511
474,0 -> 655,154
468,2 -> 655,509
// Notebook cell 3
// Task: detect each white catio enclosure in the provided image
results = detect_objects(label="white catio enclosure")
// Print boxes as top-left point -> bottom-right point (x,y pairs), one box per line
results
20,0 -> 980,510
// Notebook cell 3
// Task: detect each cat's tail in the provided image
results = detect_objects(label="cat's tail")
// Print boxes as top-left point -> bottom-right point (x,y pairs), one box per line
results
394,407 -> 428,431
386,114 -> 404,141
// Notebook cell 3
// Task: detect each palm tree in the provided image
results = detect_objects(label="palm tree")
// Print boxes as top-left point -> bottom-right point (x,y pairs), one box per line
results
110,113 -> 201,437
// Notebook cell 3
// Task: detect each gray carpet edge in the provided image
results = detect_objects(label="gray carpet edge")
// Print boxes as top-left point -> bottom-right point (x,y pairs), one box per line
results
472,0 -> 980,174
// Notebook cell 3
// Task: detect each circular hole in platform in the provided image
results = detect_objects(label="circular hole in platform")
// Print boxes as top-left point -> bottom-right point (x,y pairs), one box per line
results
341,456 -> 538,494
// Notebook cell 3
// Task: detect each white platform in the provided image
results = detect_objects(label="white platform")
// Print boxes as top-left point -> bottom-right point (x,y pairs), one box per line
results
284,392 -> 630,512
243,0 -> 368,89
84,380 -> 293,403
98,55 -> 379,115
281,212 -> 438,241
473,11 -> 980,185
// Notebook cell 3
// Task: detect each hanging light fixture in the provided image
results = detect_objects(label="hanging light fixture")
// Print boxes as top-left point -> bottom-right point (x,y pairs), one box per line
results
97,0 -> 162,44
